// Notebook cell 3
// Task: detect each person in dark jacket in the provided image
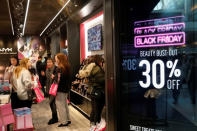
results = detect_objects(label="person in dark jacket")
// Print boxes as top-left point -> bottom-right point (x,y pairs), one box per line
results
52,53 -> 71,127
36,56 -> 46,96
78,55 -> 105,131
46,58 -> 58,125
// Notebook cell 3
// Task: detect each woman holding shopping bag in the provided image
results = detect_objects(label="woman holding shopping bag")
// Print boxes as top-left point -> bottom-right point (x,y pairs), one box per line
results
12,58 -> 34,108
51,53 -> 71,127
46,58 -> 58,125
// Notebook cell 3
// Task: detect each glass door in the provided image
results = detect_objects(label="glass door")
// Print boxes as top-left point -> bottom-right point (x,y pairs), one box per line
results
118,0 -> 197,130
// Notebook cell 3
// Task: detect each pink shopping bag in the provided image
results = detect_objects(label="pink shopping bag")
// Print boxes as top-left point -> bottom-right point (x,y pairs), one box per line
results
49,83 -> 58,96
33,88 -> 45,103
0,125 -> 7,131
0,103 -> 15,126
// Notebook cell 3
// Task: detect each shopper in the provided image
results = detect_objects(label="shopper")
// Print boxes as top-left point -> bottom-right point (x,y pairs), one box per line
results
12,58 -> 34,108
46,58 -> 58,125
36,56 -> 46,97
28,65 -> 39,104
53,53 -> 71,127
78,55 -> 105,131
4,55 -> 19,109
4,55 -> 19,81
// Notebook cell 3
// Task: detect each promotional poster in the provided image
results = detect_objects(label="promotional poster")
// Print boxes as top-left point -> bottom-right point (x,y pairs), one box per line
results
119,0 -> 197,131
17,37 -> 47,68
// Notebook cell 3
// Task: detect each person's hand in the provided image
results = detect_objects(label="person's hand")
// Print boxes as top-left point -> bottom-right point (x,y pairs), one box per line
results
41,71 -> 45,76
51,74 -> 55,79
144,89 -> 161,99
32,75 -> 34,81
76,74 -> 79,78
5,67 -> 9,72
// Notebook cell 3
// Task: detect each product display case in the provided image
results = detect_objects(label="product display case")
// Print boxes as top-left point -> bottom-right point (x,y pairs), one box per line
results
0,80 -> 11,104
70,57 -> 92,118
70,80 -> 92,118
70,55 -> 105,118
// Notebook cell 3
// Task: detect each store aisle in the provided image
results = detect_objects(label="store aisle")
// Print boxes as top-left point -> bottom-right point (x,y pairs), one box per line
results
31,99 -> 90,131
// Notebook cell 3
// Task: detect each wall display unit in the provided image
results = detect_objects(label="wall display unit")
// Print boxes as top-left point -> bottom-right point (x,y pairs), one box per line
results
70,55 -> 105,118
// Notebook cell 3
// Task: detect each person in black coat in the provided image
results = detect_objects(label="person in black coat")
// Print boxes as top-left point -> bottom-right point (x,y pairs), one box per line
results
52,53 -> 71,127
36,56 -> 46,96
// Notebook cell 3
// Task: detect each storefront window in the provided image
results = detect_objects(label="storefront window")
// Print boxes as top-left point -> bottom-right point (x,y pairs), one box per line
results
119,0 -> 197,130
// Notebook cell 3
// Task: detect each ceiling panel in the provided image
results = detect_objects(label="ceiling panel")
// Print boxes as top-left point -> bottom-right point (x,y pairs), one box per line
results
25,0 -> 60,35
0,0 -> 12,35
0,0 -> 103,36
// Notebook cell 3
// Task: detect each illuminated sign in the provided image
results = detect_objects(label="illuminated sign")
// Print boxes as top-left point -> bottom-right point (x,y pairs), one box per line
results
0,48 -> 12,52
139,59 -> 181,89
135,16 -> 185,90
135,32 -> 185,47
134,16 -> 185,48
0,48 -> 16,54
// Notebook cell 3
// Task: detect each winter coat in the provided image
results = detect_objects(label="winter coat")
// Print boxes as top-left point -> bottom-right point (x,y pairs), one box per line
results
53,67 -> 71,93
36,60 -> 46,86
45,66 -> 55,94
79,63 -> 105,88
12,68 -> 33,100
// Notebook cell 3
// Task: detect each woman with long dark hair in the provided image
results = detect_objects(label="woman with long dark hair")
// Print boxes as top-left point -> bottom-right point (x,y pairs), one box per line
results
4,55 -> 19,109
53,53 -> 71,127
78,55 -> 105,131
4,55 -> 19,81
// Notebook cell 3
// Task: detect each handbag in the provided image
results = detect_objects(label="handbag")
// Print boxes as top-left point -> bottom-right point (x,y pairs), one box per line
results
36,78 -> 42,89
49,83 -> 58,96
33,87 -> 45,103
27,89 -> 33,101
91,87 -> 104,99
49,73 -> 60,96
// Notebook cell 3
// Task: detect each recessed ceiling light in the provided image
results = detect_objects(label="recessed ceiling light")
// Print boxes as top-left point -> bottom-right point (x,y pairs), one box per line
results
22,0 -> 30,36
40,0 -> 71,36
6,0 -> 14,35
20,24 -> 23,28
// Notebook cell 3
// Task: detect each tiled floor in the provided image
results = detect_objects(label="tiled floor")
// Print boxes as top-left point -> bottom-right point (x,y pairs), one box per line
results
31,98 -> 90,131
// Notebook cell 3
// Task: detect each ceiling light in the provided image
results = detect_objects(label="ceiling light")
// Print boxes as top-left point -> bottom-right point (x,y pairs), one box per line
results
20,24 -> 23,28
22,0 -> 30,36
40,0 -> 71,36
6,0 -> 14,35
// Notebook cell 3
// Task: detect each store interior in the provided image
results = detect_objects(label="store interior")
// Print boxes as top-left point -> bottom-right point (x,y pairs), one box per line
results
0,0 -> 105,130
2,0 -> 197,131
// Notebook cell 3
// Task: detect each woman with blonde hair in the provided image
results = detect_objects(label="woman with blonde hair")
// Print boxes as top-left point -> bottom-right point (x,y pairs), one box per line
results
52,53 -> 71,127
12,58 -> 34,108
